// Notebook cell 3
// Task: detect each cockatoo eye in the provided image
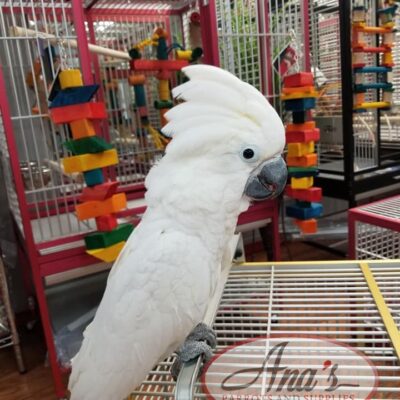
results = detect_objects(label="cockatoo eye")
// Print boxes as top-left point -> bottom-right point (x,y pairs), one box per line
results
240,146 -> 259,163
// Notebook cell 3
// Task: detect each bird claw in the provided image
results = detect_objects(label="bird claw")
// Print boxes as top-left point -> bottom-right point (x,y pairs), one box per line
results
171,323 -> 217,381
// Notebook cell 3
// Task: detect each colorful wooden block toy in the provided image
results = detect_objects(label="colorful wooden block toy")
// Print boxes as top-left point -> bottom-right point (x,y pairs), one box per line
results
286,121 -> 316,132
63,149 -> 118,173
286,128 -> 320,143
287,141 -> 315,157
283,72 -> 314,88
284,97 -> 316,112
50,102 -> 107,124
292,111 -> 307,124
84,223 -> 134,250
76,193 -> 127,221
59,69 -> 83,89
69,119 -> 96,139
83,169 -> 104,187
288,167 -> 319,178
80,181 -> 119,202
291,176 -> 314,189
64,136 -> 114,155
286,202 -> 323,220
285,186 -> 322,203
86,241 -> 126,263
295,219 -> 318,234
49,85 -> 99,108
96,215 -> 118,232
287,153 -> 318,167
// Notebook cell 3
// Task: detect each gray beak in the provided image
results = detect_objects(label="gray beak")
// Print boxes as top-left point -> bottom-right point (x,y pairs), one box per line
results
244,156 -> 287,200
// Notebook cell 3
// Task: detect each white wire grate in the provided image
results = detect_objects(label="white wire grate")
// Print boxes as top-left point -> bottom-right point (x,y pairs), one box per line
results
359,197 -> 400,221
215,0 -> 304,116
129,262 -> 400,399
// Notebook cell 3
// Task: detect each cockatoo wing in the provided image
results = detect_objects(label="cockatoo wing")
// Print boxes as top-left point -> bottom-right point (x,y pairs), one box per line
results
69,222 -> 214,400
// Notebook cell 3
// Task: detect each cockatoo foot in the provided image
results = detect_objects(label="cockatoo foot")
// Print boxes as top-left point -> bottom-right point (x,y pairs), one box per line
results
171,323 -> 217,380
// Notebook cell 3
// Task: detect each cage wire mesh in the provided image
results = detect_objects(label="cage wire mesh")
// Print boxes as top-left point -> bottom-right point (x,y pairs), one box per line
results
311,0 -> 400,173
129,262 -> 400,399
0,0 -> 98,244
215,0 -> 305,116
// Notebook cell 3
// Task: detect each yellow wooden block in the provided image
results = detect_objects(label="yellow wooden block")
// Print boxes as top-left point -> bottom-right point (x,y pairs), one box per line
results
76,193 -> 127,220
287,141 -> 315,157
291,176 -> 314,189
86,241 -> 125,262
59,69 -> 83,89
69,119 -> 96,139
63,149 -> 118,173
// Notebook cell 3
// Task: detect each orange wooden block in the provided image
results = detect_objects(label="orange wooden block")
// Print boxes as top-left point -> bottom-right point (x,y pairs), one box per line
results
286,121 -> 316,132
282,86 -> 315,94
69,119 -> 96,139
287,153 -> 317,167
76,193 -> 127,221
295,219 -> 317,234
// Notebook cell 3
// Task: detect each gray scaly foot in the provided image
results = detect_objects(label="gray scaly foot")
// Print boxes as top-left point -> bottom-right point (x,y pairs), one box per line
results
171,323 -> 217,380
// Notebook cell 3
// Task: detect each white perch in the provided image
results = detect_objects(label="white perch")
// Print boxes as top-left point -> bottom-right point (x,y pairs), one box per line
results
9,26 -> 131,61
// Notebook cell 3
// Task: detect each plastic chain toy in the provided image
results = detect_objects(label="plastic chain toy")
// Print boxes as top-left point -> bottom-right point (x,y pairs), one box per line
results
281,72 -> 323,234
48,68 -> 133,262
352,0 -> 397,111
128,27 -> 203,150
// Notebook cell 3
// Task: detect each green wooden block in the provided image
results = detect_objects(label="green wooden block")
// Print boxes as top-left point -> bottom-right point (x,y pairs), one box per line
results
84,223 -> 134,250
64,136 -> 114,155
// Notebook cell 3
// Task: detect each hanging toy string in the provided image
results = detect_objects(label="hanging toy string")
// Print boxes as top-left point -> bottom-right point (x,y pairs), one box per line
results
289,29 -> 302,74
57,35 -> 68,71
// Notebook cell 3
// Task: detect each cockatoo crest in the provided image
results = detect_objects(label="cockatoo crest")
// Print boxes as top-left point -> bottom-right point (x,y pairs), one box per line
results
162,65 -> 284,161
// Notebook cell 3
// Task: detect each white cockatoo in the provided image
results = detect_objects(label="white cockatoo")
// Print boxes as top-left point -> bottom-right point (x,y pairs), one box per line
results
69,65 -> 287,400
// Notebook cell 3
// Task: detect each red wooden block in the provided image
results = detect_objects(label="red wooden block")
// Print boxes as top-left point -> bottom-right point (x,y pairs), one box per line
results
283,73 -> 314,88
285,186 -> 322,202
132,59 -> 189,71
79,181 -> 119,202
286,128 -> 320,143
95,214 -> 118,231
50,102 -> 107,124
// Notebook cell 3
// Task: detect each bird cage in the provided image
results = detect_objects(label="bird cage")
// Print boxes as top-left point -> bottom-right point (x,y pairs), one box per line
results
311,0 -> 400,205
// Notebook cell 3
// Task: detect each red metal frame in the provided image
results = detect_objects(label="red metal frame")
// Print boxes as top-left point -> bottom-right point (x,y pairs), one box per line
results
199,0 -> 220,66
348,195 -> 400,259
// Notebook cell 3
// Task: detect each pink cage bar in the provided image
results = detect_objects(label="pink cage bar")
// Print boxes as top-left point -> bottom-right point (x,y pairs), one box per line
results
348,195 -> 400,260
0,0 -> 311,397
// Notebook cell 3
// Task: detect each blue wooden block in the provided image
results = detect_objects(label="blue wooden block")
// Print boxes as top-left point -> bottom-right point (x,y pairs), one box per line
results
157,37 -> 169,60
284,98 -> 316,112
354,83 -> 393,92
49,85 -> 99,108
83,168 -> 104,187
286,202 -> 323,220
134,85 -> 146,107
354,66 -> 392,74
292,111 -> 307,124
